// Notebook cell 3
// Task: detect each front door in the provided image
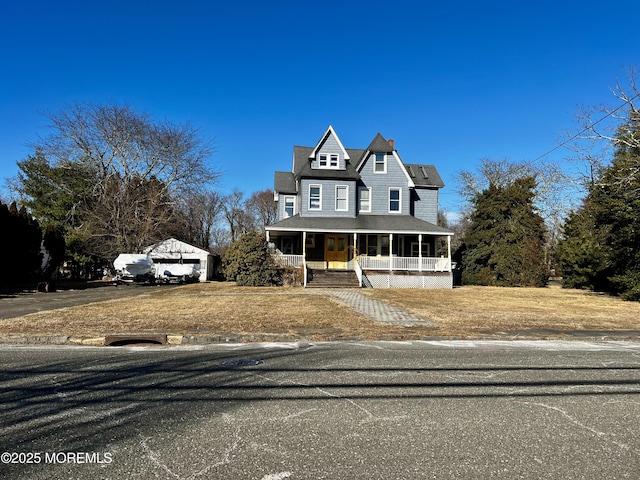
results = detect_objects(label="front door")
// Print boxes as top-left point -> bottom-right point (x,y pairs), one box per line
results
325,234 -> 348,269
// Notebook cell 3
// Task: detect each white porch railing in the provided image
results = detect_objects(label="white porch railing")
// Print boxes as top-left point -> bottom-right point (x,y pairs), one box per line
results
273,254 -> 451,272
357,255 -> 451,272
353,256 -> 363,286
273,254 -> 305,268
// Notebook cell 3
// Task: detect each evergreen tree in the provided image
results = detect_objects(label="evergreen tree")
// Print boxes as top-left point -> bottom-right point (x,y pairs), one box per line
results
222,231 -> 280,286
556,207 -> 611,291
559,110 -> 640,299
461,176 -> 548,287
0,201 -> 42,286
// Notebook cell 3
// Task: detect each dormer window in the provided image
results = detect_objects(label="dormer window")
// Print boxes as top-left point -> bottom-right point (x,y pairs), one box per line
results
374,153 -> 386,173
318,153 -> 339,169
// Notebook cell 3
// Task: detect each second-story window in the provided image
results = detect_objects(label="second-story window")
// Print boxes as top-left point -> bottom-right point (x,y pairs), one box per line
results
309,185 -> 322,210
284,196 -> 295,218
389,188 -> 401,213
359,187 -> 371,212
335,185 -> 348,211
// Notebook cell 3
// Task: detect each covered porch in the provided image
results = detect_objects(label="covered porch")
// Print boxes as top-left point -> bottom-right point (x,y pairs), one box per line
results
265,215 -> 454,288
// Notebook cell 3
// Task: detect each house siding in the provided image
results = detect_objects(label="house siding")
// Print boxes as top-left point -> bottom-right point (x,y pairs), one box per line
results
412,188 -> 439,224
358,152 -> 410,215
300,179 -> 356,217
311,133 -> 347,170
276,193 -> 300,221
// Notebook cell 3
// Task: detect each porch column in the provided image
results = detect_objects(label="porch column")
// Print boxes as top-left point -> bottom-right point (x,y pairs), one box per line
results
266,231 -> 270,242
389,233 -> 393,272
447,235 -> 452,272
303,231 -> 307,287
418,234 -> 423,272
353,232 -> 357,261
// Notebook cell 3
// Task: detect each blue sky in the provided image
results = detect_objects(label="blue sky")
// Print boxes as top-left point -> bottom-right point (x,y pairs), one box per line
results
1,0 -> 639,214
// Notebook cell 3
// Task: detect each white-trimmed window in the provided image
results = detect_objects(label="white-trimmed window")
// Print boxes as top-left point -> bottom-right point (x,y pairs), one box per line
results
284,196 -> 295,218
319,153 -> 339,169
389,188 -> 401,213
309,184 -> 322,210
335,185 -> 348,211
374,153 -> 386,173
359,187 -> 371,212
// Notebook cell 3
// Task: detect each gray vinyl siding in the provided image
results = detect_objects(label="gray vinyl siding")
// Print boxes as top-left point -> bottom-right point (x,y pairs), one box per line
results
310,133 -> 347,170
300,179 -> 356,217
412,188 -> 439,224
358,152 -> 410,215
277,193 -> 299,221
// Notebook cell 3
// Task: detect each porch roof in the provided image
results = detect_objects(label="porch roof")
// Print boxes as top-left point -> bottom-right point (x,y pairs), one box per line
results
266,214 -> 454,236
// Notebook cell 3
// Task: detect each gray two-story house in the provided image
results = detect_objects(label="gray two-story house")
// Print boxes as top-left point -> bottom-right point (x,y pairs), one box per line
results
266,126 -> 454,288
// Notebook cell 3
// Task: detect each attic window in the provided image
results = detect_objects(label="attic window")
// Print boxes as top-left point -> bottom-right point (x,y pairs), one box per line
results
374,153 -> 386,173
319,153 -> 339,169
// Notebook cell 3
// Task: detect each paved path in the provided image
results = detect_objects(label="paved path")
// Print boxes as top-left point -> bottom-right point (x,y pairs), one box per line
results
316,288 -> 436,327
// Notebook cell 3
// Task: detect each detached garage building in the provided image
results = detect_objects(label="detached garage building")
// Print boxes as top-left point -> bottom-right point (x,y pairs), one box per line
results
143,238 -> 214,282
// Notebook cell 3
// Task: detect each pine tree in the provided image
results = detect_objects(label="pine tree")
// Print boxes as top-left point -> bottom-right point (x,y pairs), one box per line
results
560,110 -> 640,299
461,176 -> 548,287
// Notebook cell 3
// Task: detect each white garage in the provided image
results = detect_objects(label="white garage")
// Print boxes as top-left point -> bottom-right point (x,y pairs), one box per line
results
143,238 -> 214,282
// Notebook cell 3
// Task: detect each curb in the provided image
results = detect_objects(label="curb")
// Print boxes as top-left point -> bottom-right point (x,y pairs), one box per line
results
2,331 -> 640,346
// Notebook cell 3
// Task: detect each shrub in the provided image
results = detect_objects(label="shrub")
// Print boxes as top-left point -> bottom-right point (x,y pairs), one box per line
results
222,231 -> 280,286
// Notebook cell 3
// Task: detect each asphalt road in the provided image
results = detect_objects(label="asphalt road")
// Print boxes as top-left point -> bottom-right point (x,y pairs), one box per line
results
1,340 -> 640,479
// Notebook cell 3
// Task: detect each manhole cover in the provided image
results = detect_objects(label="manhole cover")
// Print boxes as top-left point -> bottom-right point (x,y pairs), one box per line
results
220,359 -> 263,368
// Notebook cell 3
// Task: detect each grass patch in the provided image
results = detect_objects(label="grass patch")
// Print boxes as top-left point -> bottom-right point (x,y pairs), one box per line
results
1,282 -> 639,341
365,286 -> 640,336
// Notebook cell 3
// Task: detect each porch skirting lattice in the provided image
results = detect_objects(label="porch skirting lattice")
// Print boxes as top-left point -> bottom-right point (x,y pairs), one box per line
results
362,271 -> 453,289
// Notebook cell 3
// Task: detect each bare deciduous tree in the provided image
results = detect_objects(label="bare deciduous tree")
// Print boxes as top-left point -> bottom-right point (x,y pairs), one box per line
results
180,190 -> 224,250
23,102 -> 219,260
568,68 -> 640,194
222,189 -> 255,243
246,188 -> 277,232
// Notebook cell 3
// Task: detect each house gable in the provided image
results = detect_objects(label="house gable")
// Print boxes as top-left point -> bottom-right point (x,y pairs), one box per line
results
356,133 -> 415,188
309,125 -> 350,170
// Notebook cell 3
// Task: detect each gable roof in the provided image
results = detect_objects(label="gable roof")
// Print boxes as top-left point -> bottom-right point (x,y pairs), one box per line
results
355,132 -> 399,171
144,238 -> 210,255
284,127 -> 443,189
366,133 -> 395,153
309,125 -> 350,160
404,164 -> 445,188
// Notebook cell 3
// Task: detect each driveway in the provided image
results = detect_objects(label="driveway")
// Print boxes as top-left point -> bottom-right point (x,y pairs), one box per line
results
0,284 -> 159,320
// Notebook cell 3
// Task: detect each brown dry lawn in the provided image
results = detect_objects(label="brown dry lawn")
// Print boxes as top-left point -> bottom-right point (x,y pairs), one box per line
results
1,282 -> 639,342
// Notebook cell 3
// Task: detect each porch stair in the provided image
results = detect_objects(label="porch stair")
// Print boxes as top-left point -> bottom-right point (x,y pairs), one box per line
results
306,269 -> 360,288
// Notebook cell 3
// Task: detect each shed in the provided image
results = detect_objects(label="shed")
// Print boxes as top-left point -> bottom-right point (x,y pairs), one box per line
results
143,238 -> 214,282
